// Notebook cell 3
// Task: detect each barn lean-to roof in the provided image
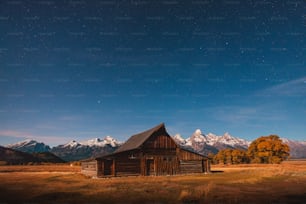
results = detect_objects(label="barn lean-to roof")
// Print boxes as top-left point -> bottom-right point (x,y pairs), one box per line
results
114,123 -> 169,154
179,146 -> 209,159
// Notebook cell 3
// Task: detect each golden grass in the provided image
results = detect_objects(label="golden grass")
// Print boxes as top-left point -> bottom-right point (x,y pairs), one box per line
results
0,164 -> 80,172
0,161 -> 306,203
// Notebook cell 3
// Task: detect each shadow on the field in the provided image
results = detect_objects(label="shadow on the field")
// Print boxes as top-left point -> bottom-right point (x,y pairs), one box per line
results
284,193 -> 306,203
210,170 -> 224,173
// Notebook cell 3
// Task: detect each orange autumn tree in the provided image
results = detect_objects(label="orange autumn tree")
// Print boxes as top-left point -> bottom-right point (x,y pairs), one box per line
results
247,135 -> 290,164
213,149 -> 249,164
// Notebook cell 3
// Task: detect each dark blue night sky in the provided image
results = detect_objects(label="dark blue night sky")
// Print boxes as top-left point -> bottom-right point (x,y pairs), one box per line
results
0,0 -> 305,145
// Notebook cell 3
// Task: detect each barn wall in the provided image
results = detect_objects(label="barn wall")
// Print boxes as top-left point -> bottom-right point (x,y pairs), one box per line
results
203,159 -> 211,173
154,156 -> 180,175
141,133 -> 180,175
178,149 -> 211,173
180,160 -> 203,174
83,149 -> 211,177
81,160 -> 97,177
115,158 -> 141,176
143,132 -> 177,149
99,151 -> 142,177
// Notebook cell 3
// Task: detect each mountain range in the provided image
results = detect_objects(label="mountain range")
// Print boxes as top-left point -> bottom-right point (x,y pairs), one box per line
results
4,130 -> 306,161
0,146 -> 64,164
173,129 -> 306,158
6,139 -> 51,153
6,136 -> 121,162
173,129 -> 250,155
51,136 -> 121,161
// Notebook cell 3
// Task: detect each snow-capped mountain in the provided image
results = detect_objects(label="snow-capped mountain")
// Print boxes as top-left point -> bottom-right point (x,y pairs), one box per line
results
173,134 -> 186,145
61,136 -> 120,149
215,132 -> 250,148
80,136 -> 119,147
183,129 -> 219,155
173,129 -> 250,155
173,129 -> 306,158
51,136 -> 121,161
281,138 -> 306,159
62,140 -> 80,148
6,139 -> 51,153
5,132 -> 306,161
6,136 -> 121,162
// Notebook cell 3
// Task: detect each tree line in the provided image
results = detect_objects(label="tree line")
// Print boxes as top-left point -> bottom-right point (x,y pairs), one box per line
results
210,135 -> 290,164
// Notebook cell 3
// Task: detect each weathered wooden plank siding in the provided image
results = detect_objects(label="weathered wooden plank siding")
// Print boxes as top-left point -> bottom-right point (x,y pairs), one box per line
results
180,160 -> 203,174
144,149 -> 176,155
179,149 -> 205,160
144,133 -> 177,149
154,156 -> 180,175
203,159 -> 211,173
115,159 -> 141,176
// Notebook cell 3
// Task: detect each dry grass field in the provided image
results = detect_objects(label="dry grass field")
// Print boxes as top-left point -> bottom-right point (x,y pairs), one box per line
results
0,161 -> 306,204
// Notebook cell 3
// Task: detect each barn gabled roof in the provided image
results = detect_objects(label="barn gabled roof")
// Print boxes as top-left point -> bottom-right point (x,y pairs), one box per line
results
114,123 -> 168,154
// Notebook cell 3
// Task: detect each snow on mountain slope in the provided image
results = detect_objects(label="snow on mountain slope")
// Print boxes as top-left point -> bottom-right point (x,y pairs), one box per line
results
6,139 -> 51,153
63,140 -> 80,148
6,136 -> 122,161
217,132 -> 250,148
190,129 -> 208,143
173,129 -> 306,158
173,129 -> 250,155
51,136 -> 121,161
173,134 -> 186,145
281,138 -> 306,158
62,136 -> 121,148
79,136 -> 119,147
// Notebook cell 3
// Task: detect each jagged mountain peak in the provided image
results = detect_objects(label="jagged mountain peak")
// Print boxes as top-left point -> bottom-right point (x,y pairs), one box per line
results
52,136 -> 120,161
223,132 -> 231,138
103,136 -> 120,146
21,138 -> 36,143
63,140 -> 80,148
217,132 -> 250,148
174,133 -> 184,140
6,139 -> 51,153
194,129 -> 203,136
173,134 -> 186,145
7,139 -> 36,146
173,129 -> 250,154
190,134 -> 206,143
79,136 -> 121,147
190,129 -> 207,142
104,135 -> 114,140
280,138 -> 306,158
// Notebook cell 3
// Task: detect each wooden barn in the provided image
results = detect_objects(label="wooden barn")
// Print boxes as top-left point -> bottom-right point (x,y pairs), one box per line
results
81,123 -> 210,177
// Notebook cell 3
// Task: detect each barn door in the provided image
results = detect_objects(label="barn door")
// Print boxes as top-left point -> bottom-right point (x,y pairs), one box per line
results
104,160 -> 113,175
146,159 -> 155,175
